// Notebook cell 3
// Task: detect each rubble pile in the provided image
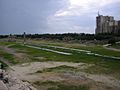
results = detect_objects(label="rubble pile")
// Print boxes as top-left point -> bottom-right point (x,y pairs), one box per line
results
0,69 -> 36,90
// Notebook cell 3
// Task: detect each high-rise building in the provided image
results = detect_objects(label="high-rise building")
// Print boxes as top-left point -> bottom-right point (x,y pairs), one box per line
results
95,14 -> 120,34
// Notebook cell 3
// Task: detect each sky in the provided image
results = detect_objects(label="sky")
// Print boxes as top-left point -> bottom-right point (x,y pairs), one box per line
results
0,0 -> 120,34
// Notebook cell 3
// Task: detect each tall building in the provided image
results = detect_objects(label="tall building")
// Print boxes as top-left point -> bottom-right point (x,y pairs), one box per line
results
95,14 -> 120,34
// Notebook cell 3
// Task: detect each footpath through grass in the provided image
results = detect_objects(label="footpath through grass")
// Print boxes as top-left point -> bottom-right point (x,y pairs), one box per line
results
9,43 -> 120,76
109,43 -> 120,49
10,43 -> 110,63
0,49 -> 18,64
0,42 -> 19,65
0,42 -> 120,78
30,40 -> 120,57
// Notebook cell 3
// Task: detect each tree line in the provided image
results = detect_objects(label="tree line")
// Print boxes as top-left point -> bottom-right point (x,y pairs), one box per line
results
0,33 -> 120,42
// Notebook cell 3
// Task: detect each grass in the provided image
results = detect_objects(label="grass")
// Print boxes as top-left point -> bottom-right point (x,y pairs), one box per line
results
43,65 -> 76,72
35,65 -> 77,73
10,44 -> 106,63
9,43 -> 120,62
28,40 -> 120,57
10,41 -> 120,59
0,42 -> 15,46
109,43 -> 120,49
83,59 -> 120,79
0,42 -> 19,64
9,43 -> 120,78
33,81 -> 60,85
0,41 -> 120,78
48,84 -> 89,90
30,44 -> 120,61
33,81 -> 89,90
0,61 -> 8,69
0,49 -> 18,64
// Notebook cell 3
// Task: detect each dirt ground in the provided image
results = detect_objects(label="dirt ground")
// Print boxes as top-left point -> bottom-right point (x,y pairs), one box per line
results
7,61 -> 120,90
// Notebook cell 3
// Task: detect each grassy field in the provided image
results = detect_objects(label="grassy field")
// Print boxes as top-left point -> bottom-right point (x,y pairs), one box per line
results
33,80 -> 89,90
109,43 -> 120,49
0,41 -> 120,78
0,48 -> 18,64
27,40 -> 120,57
0,41 -> 120,90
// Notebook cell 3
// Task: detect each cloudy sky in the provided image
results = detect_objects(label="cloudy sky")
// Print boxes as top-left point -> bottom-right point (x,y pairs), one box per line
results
0,0 -> 120,34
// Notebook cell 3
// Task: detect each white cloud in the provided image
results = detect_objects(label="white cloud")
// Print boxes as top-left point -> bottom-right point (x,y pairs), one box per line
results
69,0 -> 119,7
55,0 -> 120,17
46,15 -> 93,33
54,10 -> 71,17
47,0 -> 120,34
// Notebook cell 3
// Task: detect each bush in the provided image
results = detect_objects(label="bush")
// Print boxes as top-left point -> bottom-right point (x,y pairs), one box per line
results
108,38 -> 116,45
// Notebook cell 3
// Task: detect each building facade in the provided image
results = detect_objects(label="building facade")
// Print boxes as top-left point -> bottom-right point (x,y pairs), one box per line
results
95,14 -> 120,34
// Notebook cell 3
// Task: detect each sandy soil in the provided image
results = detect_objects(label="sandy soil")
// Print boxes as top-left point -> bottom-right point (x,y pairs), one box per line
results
0,80 -> 8,90
8,62 -> 85,81
7,61 -> 120,90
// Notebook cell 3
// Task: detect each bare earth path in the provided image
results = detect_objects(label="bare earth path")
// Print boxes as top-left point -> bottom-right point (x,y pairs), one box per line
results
103,44 -> 120,52
8,62 -> 120,90
104,47 -> 120,52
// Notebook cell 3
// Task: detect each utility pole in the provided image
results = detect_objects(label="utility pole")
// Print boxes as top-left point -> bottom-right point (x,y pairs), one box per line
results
8,34 -> 12,42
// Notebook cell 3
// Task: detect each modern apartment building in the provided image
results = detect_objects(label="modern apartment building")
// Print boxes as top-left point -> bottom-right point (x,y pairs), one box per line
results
95,14 -> 120,34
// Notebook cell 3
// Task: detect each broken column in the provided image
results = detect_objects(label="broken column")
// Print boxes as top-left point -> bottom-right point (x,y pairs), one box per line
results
23,32 -> 26,45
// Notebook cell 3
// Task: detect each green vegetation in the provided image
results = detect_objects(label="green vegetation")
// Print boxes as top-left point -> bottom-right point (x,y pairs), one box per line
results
9,44 -> 107,63
43,65 -> 76,72
34,81 -> 60,86
0,42 -> 15,46
0,49 -> 18,64
9,42 -> 120,78
0,41 -> 120,78
28,40 -> 120,57
1,33 -> 119,41
33,81 -> 89,90
35,65 -> 77,73
35,42 -> 120,57
48,84 -> 89,90
0,42 -> 19,64
109,43 -> 120,49
0,61 -> 8,69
